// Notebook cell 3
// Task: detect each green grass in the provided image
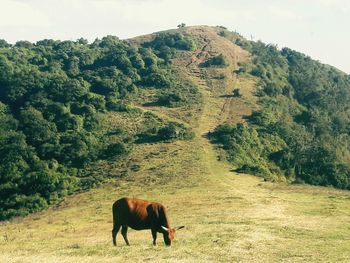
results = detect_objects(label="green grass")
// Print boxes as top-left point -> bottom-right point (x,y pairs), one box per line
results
1,150 -> 349,262
0,26 -> 349,263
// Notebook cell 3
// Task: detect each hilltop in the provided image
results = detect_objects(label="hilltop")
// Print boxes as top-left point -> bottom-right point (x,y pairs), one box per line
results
0,26 -> 349,262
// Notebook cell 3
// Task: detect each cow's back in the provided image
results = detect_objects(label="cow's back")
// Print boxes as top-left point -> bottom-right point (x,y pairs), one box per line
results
112,197 -> 165,230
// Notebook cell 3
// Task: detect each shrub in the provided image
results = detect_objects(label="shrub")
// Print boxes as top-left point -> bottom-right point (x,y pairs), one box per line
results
157,93 -> 184,107
232,88 -> 242,97
103,142 -> 128,160
201,54 -> 226,67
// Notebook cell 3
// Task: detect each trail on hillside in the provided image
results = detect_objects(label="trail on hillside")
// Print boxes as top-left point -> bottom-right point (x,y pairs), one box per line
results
179,27 -> 295,261
180,27 -> 349,262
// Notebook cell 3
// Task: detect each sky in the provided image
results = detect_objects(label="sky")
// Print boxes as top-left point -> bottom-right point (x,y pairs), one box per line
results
0,0 -> 349,73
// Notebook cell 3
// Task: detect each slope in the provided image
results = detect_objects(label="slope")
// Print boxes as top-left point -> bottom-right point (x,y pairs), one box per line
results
0,26 -> 349,263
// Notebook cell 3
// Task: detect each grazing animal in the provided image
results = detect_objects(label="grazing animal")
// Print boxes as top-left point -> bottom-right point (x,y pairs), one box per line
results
112,197 -> 184,246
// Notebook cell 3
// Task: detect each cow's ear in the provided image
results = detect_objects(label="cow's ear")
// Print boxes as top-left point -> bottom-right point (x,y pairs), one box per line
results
176,226 -> 185,230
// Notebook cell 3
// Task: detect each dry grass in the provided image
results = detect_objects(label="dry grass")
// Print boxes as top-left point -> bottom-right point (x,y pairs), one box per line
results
1,26 -> 349,263
1,166 -> 349,262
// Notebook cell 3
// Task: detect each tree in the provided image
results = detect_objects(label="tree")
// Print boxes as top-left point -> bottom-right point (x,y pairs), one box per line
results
232,88 -> 242,97
158,123 -> 179,140
0,39 -> 11,48
202,54 -> 226,67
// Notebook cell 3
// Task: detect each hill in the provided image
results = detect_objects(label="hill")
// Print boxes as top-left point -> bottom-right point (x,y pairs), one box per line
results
0,26 -> 349,262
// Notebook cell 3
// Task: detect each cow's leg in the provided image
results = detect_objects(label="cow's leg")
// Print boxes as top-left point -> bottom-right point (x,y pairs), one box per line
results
121,225 -> 130,246
112,224 -> 121,246
151,228 -> 157,245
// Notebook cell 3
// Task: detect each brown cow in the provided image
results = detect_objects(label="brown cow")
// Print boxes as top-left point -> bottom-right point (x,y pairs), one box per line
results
112,197 -> 184,246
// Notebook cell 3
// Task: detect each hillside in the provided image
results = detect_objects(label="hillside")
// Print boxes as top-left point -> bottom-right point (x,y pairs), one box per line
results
0,26 -> 350,262
211,30 -> 350,189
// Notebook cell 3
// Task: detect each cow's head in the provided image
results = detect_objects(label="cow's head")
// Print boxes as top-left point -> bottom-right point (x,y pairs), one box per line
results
161,226 -> 185,246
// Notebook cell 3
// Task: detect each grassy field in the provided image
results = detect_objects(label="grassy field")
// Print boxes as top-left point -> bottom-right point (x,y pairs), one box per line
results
0,26 -> 349,262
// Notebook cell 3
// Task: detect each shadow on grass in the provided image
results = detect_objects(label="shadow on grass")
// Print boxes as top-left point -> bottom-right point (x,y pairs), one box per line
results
142,101 -> 161,107
218,94 -> 242,98
135,134 -> 174,144
135,134 -> 162,144
219,94 -> 234,98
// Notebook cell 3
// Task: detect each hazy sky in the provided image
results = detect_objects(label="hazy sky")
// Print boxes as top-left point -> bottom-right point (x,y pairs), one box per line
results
0,0 -> 349,73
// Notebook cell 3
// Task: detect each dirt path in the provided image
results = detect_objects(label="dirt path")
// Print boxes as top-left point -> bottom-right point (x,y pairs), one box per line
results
178,27 -> 350,262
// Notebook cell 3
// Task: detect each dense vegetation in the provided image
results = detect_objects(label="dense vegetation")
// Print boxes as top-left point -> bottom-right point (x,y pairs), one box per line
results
212,31 -> 350,189
2,25 -> 349,220
0,32 -> 197,219
144,31 -> 196,63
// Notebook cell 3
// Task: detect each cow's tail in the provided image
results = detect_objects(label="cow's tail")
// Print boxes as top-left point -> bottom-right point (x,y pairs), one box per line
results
112,201 -> 119,226
112,201 -> 120,246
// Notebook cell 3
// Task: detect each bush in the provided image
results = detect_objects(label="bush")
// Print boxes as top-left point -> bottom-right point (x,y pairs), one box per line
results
103,142 -> 128,160
201,54 -> 226,67
211,123 -> 283,181
145,32 -> 196,51
142,72 -> 171,88
158,123 -> 179,140
232,88 -> 242,97
157,93 -> 184,107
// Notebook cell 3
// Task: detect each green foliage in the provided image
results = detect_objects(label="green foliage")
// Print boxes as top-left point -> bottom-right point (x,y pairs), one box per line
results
144,32 -> 196,62
0,32 -> 196,219
0,39 -> 11,48
156,82 -> 200,108
201,54 -> 227,67
137,118 -> 194,144
157,93 -> 183,107
211,123 -> 284,180
158,123 -> 180,141
232,88 -> 242,97
102,142 -> 129,160
216,35 -> 350,189
141,71 -> 171,88
147,32 -> 195,51
157,122 -> 194,141
217,28 -> 242,44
